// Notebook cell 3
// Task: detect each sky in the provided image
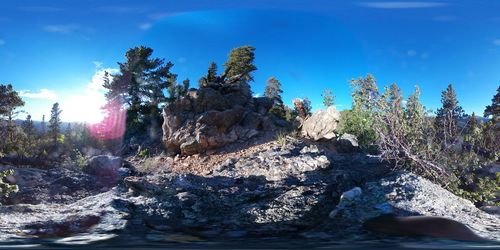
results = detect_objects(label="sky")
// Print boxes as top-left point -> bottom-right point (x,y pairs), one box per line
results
0,0 -> 499,122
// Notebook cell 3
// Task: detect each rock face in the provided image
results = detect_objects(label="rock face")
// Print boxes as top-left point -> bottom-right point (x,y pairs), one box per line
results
2,141 -> 499,244
335,133 -> 359,153
162,81 -> 275,156
326,172 -> 500,240
85,155 -> 123,186
301,106 -> 341,141
0,166 -> 102,205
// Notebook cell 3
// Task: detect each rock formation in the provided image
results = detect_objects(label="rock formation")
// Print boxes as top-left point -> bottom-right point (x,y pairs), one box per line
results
301,106 -> 341,141
162,78 -> 276,156
1,141 -> 499,244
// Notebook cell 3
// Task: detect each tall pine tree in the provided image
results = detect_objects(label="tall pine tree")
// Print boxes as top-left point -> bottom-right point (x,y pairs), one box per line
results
103,46 -> 177,140
48,102 -> 62,146
322,88 -> 335,107
484,85 -> 499,121
223,46 -> 257,82
435,84 -> 465,147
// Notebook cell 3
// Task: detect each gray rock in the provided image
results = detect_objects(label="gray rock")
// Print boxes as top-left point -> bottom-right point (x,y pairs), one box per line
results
336,133 -> 359,153
301,106 -> 340,141
334,172 -> 500,241
162,80 -> 276,156
85,155 -> 122,176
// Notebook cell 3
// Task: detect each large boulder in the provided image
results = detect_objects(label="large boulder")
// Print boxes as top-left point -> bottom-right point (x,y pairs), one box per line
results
84,155 -> 123,186
301,106 -> 341,141
335,133 -> 359,153
162,80 -> 276,156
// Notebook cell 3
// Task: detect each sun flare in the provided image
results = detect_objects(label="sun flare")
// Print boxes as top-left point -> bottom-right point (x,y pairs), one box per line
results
60,90 -> 106,124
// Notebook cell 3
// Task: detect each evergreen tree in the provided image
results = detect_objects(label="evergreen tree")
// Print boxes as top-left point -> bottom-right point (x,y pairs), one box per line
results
41,115 -> 46,136
64,123 -> 73,144
48,102 -> 62,146
199,62 -> 219,87
484,85 -> 500,120
22,114 -> 36,137
0,84 -> 25,153
435,84 -> 465,146
223,46 -> 257,82
0,84 -> 25,121
388,83 -> 404,118
182,78 -> 190,96
103,46 -> 177,139
322,88 -> 335,107
339,74 -> 379,150
350,74 -> 379,112
264,77 -> 283,104
264,77 -> 285,118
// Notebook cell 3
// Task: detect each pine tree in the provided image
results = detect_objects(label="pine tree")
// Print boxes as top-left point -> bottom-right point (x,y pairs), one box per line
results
0,84 -> 25,121
41,115 -> 46,136
223,46 -> 257,82
264,77 -> 283,104
198,62 -> 219,87
350,74 -> 379,112
435,84 -> 465,146
264,77 -> 285,118
182,78 -> 190,96
48,102 -> 62,146
22,114 -> 36,137
484,85 -> 500,120
103,46 -> 177,138
388,83 -> 404,117
0,84 -> 25,153
322,88 -> 335,107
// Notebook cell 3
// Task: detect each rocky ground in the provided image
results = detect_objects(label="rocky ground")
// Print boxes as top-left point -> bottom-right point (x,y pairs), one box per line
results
1,137 -> 499,245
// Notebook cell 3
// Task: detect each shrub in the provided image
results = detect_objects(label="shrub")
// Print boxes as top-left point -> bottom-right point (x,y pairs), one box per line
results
275,130 -> 290,147
73,149 -> 87,169
0,169 -> 18,199
338,109 -> 377,151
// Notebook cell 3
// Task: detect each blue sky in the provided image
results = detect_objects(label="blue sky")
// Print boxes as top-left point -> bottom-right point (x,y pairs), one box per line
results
0,0 -> 499,122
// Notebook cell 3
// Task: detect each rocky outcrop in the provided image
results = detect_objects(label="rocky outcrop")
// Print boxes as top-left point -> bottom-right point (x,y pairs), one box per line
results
301,106 -> 340,141
2,141 -> 499,245
325,172 -> 500,240
0,166 -> 102,205
162,80 -> 276,156
335,133 -> 359,153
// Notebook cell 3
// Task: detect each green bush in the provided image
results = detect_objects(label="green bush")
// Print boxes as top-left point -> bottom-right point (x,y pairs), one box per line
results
338,109 -> 377,151
0,169 -> 18,199
73,149 -> 87,169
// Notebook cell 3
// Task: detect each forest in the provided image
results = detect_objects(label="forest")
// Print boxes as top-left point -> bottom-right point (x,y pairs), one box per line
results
1,45 -> 499,207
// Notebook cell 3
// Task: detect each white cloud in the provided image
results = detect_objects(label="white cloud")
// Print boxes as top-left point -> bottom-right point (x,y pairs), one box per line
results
19,89 -> 58,100
139,22 -> 152,30
92,61 -> 103,68
59,62 -> 119,123
494,39 -> 500,46
358,2 -> 447,9
0,39 -> 4,46
253,93 -> 262,98
87,62 -> 119,91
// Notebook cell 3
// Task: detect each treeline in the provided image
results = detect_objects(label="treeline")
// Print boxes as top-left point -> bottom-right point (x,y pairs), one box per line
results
336,74 -> 499,205
1,45 -> 499,205
0,89 -> 115,164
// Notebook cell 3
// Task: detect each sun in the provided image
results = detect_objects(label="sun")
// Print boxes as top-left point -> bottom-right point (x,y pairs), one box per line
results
60,90 -> 106,124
